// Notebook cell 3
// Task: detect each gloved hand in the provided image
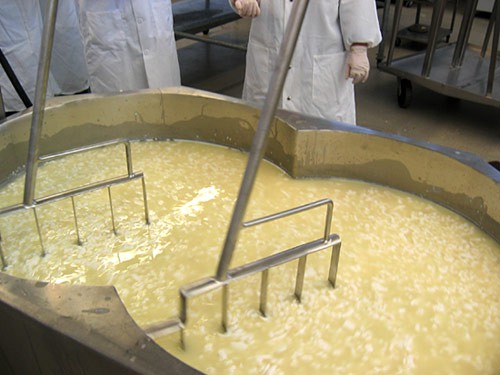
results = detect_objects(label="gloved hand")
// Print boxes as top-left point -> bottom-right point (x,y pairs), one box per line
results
346,44 -> 370,84
233,0 -> 260,18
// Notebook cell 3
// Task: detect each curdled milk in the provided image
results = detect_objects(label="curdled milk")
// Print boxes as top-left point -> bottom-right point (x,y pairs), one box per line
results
0,140 -> 499,374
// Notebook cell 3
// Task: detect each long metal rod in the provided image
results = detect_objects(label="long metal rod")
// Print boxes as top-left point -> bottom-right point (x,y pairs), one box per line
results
222,285 -> 229,332
452,0 -> 479,68
259,269 -> 269,316
481,0 -> 497,57
23,0 -> 59,206
459,0 -> 481,66
243,198 -> 333,236
182,234 -> 341,301
486,0 -> 500,96
33,208 -> 46,256
36,174 -> 143,207
421,0 -> 448,77
386,0 -> 405,65
294,256 -> 307,302
170,234 -> 341,340
376,0 -> 393,64
0,87 -> 5,120
328,243 -> 341,287
0,233 -> 6,269
0,174 -> 144,218
39,139 -> 131,162
216,0 -> 310,281
175,31 -> 247,51
71,197 -> 82,245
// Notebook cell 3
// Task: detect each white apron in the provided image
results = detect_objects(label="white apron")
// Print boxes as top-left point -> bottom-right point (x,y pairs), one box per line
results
238,0 -> 382,124
76,0 -> 181,93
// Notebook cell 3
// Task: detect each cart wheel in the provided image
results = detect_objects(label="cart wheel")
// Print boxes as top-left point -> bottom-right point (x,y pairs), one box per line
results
397,78 -> 412,108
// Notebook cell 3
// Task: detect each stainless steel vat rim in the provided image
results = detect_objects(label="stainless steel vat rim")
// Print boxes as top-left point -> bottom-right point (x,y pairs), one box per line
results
0,86 -> 498,374
2,86 -> 498,182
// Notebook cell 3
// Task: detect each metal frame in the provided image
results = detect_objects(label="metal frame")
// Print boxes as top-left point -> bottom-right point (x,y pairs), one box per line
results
0,0 -> 150,268
144,198 -> 341,349
378,0 -> 500,108
143,0 -> 345,349
394,0 -> 459,47
0,139 -> 150,268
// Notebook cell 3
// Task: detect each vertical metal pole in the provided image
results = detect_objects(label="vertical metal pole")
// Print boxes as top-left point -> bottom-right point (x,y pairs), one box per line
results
421,0 -> 447,77
179,328 -> 185,351
259,269 -> 269,317
376,0 -> 393,64
294,256 -> 307,303
328,243 -> 341,288
323,201 -> 333,241
23,0 -> 59,206
108,187 -> 117,235
386,0 -> 405,65
221,284 -> 229,332
0,233 -> 6,269
0,87 -> 5,121
33,208 -> 46,257
415,2 -> 422,25
486,0 -> 500,96
71,197 -> 83,245
125,142 -> 134,176
179,293 -> 187,350
180,293 -> 188,325
141,177 -> 150,225
215,0 -> 311,281
481,0 -> 497,57
452,0 -> 479,68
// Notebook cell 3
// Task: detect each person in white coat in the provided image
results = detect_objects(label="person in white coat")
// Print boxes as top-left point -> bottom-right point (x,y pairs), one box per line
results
75,0 -> 181,93
230,0 -> 382,125
0,0 -> 89,112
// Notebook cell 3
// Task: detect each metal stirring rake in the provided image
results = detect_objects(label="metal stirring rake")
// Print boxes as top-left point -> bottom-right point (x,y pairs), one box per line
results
144,0 -> 342,349
0,0 -> 150,269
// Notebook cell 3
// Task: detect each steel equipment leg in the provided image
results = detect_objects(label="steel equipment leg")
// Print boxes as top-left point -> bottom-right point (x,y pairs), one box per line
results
421,0 -> 448,76
481,0 -> 497,57
452,0 -> 480,68
376,0 -> 393,64
486,0 -> 500,96
386,0 -> 406,65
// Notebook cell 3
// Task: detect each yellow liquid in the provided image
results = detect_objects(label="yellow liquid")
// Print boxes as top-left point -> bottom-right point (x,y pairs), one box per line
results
0,140 -> 499,374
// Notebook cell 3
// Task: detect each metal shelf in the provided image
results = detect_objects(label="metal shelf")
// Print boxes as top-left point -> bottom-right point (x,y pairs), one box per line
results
377,0 -> 500,109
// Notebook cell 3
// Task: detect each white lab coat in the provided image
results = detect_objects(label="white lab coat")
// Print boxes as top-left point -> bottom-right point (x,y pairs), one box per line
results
0,0 -> 89,112
75,0 -> 181,93
234,0 -> 382,124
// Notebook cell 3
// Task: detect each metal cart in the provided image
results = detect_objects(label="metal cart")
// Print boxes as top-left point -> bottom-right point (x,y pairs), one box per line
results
377,0 -> 500,109
394,0 -> 459,46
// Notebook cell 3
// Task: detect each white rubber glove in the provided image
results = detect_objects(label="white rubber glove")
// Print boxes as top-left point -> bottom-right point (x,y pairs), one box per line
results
233,0 -> 260,18
346,44 -> 370,84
